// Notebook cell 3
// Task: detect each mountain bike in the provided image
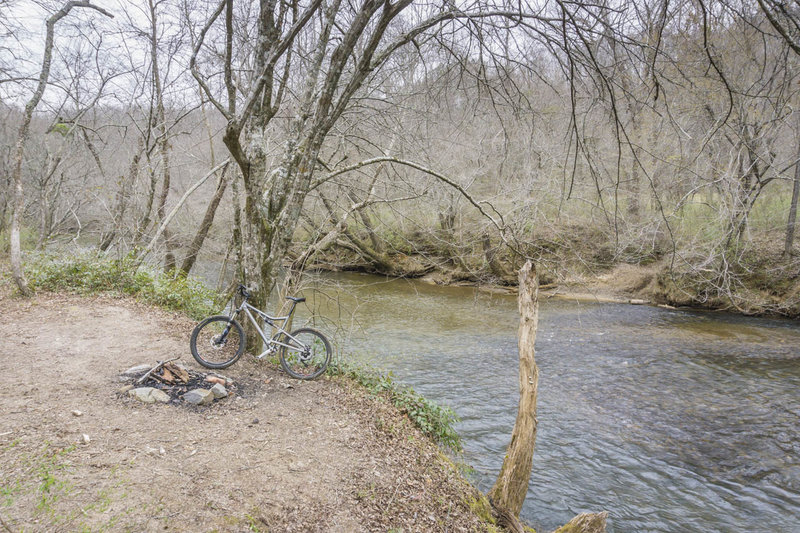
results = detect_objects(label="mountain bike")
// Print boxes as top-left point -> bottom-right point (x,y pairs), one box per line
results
189,284 -> 331,380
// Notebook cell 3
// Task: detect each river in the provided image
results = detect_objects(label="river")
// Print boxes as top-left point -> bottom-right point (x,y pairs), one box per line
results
297,272 -> 800,532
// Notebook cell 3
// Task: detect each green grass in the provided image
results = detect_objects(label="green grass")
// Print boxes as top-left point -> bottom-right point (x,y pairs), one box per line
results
1,442 -> 77,518
327,360 -> 462,451
23,251 -> 222,320
1,439 -> 138,531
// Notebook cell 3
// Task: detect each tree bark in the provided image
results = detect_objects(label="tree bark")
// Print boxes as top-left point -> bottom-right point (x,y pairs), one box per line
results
148,0 -> 175,272
488,260 -> 540,517
100,138 -> 143,251
179,165 -> 230,275
784,158 -> 800,258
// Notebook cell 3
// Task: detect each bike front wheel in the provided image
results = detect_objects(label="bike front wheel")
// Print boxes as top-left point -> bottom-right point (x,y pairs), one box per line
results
279,328 -> 331,380
190,316 -> 246,369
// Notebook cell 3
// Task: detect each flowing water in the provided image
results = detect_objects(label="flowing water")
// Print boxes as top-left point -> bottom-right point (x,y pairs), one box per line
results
298,272 -> 800,532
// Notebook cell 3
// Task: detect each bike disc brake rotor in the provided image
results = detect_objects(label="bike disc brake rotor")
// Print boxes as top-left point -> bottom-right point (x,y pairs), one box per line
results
210,335 -> 226,348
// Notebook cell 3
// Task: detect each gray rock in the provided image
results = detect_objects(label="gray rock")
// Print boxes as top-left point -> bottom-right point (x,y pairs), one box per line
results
128,387 -> 169,404
183,388 -> 214,405
122,364 -> 152,376
210,383 -> 228,399
128,387 -> 154,403
150,389 -> 170,403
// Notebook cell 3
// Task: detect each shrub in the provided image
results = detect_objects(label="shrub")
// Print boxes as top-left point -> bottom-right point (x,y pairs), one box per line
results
327,360 -> 462,451
24,251 -> 221,320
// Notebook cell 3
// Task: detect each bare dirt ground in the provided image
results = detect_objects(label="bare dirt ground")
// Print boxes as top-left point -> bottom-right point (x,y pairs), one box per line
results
0,292 -> 489,532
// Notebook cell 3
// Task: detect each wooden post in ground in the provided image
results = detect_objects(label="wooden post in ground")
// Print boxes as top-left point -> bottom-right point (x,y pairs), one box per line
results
488,260 -> 540,523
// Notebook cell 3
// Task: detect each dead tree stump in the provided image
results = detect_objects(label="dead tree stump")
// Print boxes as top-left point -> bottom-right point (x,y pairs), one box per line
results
488,260 -> 540,517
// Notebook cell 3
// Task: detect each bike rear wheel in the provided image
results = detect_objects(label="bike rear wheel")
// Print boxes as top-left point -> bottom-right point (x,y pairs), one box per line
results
190,316 -> 246,369
279,328 -> 331,380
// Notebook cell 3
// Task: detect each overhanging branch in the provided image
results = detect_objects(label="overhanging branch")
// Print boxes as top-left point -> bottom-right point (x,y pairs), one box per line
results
312,155 -> 524,256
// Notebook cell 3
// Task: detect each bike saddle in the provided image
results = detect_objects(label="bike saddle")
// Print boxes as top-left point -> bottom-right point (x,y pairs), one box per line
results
286,296 -> 306,303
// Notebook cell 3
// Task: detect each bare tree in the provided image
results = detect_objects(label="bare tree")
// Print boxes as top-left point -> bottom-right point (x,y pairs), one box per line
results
8,0 -> 112,296
188,0 -> 587,312
785,151 -> 800,257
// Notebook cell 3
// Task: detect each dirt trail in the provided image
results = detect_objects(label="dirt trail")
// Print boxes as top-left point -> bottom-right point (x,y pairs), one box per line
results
0,293 -> 486,532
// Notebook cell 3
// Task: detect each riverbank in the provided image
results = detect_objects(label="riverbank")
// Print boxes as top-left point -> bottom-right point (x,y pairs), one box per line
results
302,249 -> 800,319
0,288 -> 497,532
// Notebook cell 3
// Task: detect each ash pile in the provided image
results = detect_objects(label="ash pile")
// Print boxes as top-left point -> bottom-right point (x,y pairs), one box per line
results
118,358 -> 235,406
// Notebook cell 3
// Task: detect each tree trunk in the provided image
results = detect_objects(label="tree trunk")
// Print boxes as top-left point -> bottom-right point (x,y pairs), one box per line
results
10,141 -> 30,295
488,260 -> 540,517
784,159 -> 800,258
136,159 -> 158,245
35,155 -> 62,250
179,166 -> 230,275
100,138 -> 142,252
148,0 -> 175,273
626,148 -> 641,219
483,232 -> 514,283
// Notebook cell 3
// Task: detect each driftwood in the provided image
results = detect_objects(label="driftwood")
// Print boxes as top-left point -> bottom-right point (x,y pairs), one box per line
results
137,357 -> 180,384
553,511 -> 609,533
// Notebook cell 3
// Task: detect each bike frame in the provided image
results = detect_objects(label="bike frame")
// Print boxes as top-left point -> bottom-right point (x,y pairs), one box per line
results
232,299 -> 307,359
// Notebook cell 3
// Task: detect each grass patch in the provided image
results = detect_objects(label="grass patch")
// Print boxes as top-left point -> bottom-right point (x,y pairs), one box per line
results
22,251 -> 222,320
34,444 -> 76,515
327,360 -> 462,451
0,442 -> 76,520
1,440 -> 136,532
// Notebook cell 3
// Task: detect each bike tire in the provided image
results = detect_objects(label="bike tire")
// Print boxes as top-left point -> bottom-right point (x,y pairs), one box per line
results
190,315 -> 246,369
279,327 -> 331,380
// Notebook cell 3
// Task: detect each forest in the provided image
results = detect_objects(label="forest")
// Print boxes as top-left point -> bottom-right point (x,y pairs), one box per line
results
3,2 -> 800,531
2,0 -> 800,315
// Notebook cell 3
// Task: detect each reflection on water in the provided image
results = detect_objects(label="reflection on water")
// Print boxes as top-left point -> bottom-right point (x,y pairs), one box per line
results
298,272 -> 800,532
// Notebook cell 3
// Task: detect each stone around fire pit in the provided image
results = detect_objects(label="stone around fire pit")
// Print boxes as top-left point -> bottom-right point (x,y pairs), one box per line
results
210,383 -> 228,399
183,388 -> 214,405
129,387 -> 170,404
118,361 -> 238,406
